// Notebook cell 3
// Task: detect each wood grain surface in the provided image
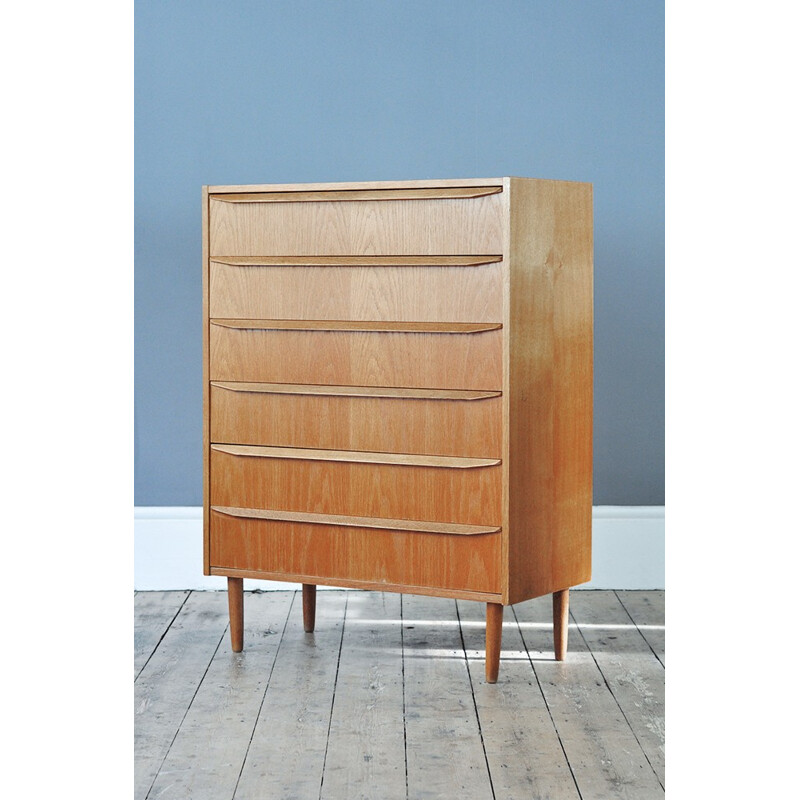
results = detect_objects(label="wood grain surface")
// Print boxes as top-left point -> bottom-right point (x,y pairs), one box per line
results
209,325 -> 503,389
504,178 -> 593,603
136,591 -> 663,800
209,447 -> 501,525
202,177 -> 594,648
210,381 -> 500,399
210,506 -> 501,536
209,511 -> 502,594
210,442 -> 499,468
141,592 -> 294,800
209,260 -> 503,321
202,186 -> 211,573
209,193 -> 504,255
514,594 -> 664,798
211,255 -> 502,266
212,186 -> 502,203
210,319 -> 500,333
210,383 -> 502,457
207,177 -> 504,193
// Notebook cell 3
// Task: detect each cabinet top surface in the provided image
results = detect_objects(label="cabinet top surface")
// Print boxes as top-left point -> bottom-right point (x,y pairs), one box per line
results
204,177 -> 591,193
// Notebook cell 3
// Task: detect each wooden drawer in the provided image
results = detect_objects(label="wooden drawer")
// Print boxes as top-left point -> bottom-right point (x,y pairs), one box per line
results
209,445 -> 502,526
209,508 -> 501,595
209,321 -> 503,390
208,186 -> 504,256
208,256 -> 503,322
210,382 -> 502,458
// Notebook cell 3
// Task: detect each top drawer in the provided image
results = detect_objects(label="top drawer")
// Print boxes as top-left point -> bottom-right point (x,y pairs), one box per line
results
208,186 -> 504,256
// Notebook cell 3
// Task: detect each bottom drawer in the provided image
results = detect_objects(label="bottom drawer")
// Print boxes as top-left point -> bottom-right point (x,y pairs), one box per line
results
209,508 -> 501,595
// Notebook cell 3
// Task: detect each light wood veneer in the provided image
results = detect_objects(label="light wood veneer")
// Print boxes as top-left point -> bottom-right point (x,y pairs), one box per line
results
209,324 -> 503,389
203,177 -> 593,682
209,256 -> 503,321
210,382 -> 502,457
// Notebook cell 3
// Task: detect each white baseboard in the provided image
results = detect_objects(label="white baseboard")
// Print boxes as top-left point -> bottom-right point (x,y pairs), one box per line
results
134,506 -> 664,591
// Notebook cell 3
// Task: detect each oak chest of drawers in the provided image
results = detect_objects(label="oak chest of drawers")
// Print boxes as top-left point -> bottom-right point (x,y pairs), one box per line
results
202,177 -> 593,681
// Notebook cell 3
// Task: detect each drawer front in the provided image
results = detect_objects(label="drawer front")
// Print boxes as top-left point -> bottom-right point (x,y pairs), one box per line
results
210,383 -> 502,458
209,258 -> 503,322
209,510 -> 501,595
208,191 -> 504,256
209,324 -> 503,390
210,446 -> 502,526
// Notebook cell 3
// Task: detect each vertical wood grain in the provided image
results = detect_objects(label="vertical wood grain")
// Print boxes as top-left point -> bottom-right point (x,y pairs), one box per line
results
506,178 -> 593,603
228,577 -> 243,652
485,602 -> 504,683
202,186 -> 211,574
302,583 -> 316,633
553,588 -> 569,661
500,177 -> 512,603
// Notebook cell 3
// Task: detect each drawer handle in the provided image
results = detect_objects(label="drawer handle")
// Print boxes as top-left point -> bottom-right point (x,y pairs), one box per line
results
210,319 -> 501,333
211,186 -> 502,203
211,255 -> 502,268
211,382 -> 501,401
211,443 -> 500,469
211,506 -> 501,536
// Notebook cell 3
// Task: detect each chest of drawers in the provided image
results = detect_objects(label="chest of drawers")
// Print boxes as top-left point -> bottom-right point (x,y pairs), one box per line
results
202,177 -> 593,682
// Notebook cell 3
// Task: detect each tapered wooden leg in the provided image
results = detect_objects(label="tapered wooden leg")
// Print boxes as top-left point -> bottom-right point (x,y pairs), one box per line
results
485,602 -> 504,683
302,584 -> 317,632
553,588 -> 569,661
228,577 -> 244,652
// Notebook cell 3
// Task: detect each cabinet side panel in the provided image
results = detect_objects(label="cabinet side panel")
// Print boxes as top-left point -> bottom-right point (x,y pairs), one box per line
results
202,187 -> 211,574
507,179 -> 593,603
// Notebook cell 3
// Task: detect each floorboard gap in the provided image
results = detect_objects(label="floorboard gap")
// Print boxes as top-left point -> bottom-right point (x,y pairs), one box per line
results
511,604 -> 584,800
135,590 -> 191,683
318,591 -> 348,799
231,590 -> 297,800
455,600 -> 496,800
613,590 -> 665,667
400,594 -> 409,800
145,617 -> 227,800
573,610 -> 664,792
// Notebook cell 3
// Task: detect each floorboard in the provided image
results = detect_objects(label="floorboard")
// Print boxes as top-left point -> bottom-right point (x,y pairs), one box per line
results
320,590 -> 406,800
514,593 -> 665,800
616,591 -> 665,666
134,589 -> 666,800
134,591 -> 229,800
457,599 -> 580,800
133,591 -> 189,680
147,591 -> 294,800
402,594 -> 494,800
233,591 -> 348,800
571,591 -> 665,788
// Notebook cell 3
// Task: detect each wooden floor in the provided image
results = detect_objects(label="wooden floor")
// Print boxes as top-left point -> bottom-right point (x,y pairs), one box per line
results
135,589 -> 664,800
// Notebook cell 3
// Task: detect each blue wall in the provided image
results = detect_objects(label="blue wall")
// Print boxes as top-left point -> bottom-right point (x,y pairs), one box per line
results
135,0 -> 664,506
